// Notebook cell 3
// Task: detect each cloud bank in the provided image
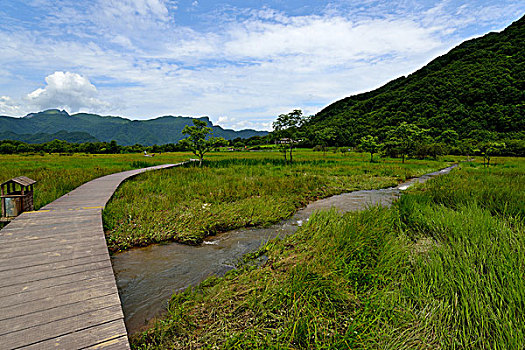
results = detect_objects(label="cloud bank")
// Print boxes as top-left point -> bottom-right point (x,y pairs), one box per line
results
0,0 -> 523,129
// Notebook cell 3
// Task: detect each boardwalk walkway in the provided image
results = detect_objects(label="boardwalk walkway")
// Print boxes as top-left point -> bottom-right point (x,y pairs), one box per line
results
0,163 -> 185,349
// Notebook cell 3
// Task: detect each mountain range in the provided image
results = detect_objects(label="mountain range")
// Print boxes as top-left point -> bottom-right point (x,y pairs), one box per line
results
0,110 -> 268,145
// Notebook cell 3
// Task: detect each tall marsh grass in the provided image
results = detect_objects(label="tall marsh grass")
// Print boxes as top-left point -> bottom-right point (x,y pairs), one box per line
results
132,157 -> 525,349
104,151 -> 448,251
393,158 -> 525,348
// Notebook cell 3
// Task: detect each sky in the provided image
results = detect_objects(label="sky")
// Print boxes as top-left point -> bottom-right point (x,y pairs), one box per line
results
0,1 -> 523,130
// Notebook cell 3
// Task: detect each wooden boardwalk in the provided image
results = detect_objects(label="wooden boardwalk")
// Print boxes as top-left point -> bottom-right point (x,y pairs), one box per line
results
0,163 -> 185,349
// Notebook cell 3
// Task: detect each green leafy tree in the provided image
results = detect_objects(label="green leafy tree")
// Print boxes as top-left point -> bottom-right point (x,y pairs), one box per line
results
386,122 -> 428,163
359,135 -> 381,162
0,142 -> 16,154
272,109 -> 305,163
107,140 -> 121,154
181,119 -> 227,166
480,141 -> 506,167
438,129 -> 459,146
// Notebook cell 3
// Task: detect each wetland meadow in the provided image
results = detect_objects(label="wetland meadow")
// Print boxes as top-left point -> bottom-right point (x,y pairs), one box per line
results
1,151 -> 523,349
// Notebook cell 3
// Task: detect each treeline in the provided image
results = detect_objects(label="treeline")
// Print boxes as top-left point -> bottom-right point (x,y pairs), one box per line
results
344,123 -> 523,158
351,122 -> 524,161
270,110 -> 525,160
0,135 -> 271,155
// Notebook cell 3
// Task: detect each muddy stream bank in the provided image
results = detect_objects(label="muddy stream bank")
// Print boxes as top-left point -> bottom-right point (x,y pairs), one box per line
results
112,165 -> 456,333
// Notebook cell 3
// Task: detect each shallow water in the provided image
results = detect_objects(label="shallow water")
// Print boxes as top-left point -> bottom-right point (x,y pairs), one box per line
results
112,165 -> 456,333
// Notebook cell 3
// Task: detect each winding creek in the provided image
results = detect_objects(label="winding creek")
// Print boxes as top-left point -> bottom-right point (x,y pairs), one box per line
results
111,165 -> 457,333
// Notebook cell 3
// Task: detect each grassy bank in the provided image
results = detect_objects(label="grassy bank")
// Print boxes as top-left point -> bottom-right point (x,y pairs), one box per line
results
132,157 -> 524,349
103,150 -> 449,251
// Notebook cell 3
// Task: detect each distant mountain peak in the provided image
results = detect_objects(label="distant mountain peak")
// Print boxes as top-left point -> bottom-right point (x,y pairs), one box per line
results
24,109 -> 70,119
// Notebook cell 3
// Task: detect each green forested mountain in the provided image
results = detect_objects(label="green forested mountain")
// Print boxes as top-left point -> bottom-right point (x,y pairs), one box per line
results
0,109 -> 267,145
0,130 -> 98,144
306,15 -> 524,145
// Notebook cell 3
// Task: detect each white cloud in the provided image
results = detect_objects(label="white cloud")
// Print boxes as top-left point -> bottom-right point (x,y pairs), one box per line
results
26,72 -> 109,113
222,17 -> 441,65
94,0 -> 170,24
0,96 -> 22,116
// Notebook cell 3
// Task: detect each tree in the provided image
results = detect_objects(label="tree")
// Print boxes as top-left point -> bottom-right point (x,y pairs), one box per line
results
272,109 -> 305,163
0,142 -> 16,154
480,141 -> 505,167
181,119 -> 227,166
359,135 -> 380,162
386,122 -> 428,163
438,129 -> 459,146
107,140 -> 121,154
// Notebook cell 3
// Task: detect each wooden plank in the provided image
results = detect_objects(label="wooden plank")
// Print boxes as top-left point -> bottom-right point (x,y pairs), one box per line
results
0,260 -> 114,288
0,230 -> 105,252
0,265 -> 116,298
0,237 -> 106,259
1,310 -> 126,349
1,211 -> 101,228
0,222 -> 102,243
0,253 -> 110,281
0,287 -> 120,321
0,217 -> 103,242
0,235 -> 108,260
83,335 -> 130,350
0,248 -> 103,272
0,294 -> 122,335
0,274 -> 117,308
0,228 -> 105,251
0,251 -> 109,273
0,217 -> 102,240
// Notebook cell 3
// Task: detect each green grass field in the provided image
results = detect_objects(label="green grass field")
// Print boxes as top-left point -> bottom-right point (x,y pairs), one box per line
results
2,151 -> 523,348
102,150 -> 450,251
0,153 -> 188,210
131,157 -> 525,349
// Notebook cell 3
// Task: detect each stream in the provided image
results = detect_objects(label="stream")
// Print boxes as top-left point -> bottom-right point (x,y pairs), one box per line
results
111,165 -> 456,333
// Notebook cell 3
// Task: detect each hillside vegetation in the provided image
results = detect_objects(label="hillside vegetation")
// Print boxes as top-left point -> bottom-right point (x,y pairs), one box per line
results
305,16 -> 524,146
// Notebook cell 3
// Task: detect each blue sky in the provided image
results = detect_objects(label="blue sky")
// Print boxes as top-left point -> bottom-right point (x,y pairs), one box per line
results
0,1 -> 523,130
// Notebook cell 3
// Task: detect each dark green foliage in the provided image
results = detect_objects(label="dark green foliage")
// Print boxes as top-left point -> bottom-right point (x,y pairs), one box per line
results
0,130 -> 98,143
306,16 -> 525,146
358,135 -> 380,162
0,109 -> 268,146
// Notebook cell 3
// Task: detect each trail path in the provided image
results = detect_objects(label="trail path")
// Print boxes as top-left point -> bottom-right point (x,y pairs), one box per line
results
0,163 -> 185,349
